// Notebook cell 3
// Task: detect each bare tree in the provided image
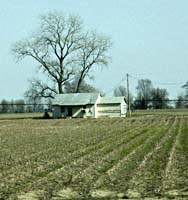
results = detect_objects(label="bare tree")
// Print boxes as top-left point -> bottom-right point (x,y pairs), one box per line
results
175,94 -> 186,109
12,11 -> 111,98
14,99 -> 25,113
136,79 -> 153,100
182,81 -> 188,97
114,85 -> 127,97
0,100 -> 9,113
64,75 -> 100,93
24,80 -> 44,112
151,87 -> 169,109
136,79 -> 153,109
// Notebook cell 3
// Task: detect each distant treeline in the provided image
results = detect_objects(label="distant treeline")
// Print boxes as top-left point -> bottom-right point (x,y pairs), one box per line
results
132,99 -> 188,110
0,99 -> 47,113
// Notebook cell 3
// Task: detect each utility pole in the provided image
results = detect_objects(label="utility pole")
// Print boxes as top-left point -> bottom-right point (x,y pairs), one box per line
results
126,73 -> 131,117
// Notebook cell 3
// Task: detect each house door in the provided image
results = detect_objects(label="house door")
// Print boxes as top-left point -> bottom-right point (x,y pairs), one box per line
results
67,108 -> 72,117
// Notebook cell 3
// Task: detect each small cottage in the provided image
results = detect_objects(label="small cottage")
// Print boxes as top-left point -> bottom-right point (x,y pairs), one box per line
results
52,93 -> 127,118
52,93 -> 100,118
97,97 -> 127,118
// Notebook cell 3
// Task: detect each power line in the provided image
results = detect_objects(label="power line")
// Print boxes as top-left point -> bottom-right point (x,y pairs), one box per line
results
134,99 -> 188,102
153,82 -> 186,86
105,75 -> 127,94
105,72 -> 187,96
129,74 -> 187,86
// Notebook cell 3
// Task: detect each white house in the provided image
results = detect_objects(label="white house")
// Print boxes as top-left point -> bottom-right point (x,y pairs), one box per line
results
52,93 -> 127,118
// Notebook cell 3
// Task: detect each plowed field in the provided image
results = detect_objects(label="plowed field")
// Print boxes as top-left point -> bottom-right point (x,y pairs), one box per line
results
0,112 -> 188,199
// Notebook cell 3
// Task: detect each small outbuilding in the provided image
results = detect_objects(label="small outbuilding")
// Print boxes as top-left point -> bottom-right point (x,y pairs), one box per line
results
52,93 -> 127,118
97,96 -> 127,118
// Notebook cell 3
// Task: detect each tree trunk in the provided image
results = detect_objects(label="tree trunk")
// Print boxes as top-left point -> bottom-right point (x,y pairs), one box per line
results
58,82 -> 63,94
75,78 -> 82,93
75,73 -> 85,93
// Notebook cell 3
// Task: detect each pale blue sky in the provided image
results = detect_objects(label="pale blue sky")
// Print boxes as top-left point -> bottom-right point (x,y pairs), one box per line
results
0,0 -> 188,99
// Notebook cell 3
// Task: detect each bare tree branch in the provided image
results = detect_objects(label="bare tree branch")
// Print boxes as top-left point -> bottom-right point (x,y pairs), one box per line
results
75,32 -> 111,92
12,11 -> 111,97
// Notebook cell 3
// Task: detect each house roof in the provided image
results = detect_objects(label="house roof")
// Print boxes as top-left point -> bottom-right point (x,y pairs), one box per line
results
99,96 -> 126,104
52,93 -> 100,106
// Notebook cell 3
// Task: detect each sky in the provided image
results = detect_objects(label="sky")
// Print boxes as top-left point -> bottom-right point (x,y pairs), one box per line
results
0,0 -> 188,100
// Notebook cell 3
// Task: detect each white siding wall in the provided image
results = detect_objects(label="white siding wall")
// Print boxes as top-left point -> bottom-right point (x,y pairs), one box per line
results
121,102 -> 127,117
97,104 -> 121,117
94,95 -> 102,118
